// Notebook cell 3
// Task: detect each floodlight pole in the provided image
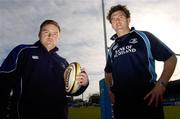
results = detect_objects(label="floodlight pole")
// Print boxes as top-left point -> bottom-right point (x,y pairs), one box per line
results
101,0 -> 108,62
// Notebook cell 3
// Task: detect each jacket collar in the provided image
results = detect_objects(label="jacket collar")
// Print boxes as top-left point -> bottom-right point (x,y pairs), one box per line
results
34,40 -> 58,53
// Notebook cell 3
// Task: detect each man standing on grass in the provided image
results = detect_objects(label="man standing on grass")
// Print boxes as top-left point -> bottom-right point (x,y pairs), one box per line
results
104,4 -> 177,119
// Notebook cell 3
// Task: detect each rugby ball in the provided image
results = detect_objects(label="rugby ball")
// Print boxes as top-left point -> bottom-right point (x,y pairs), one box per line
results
64,62 -> 81,94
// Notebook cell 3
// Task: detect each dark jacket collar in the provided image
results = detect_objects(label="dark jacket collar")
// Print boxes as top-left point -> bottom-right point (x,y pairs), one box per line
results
34,40 -> 58,53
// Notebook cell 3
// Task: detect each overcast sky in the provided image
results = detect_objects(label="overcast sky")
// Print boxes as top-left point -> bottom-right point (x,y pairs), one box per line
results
0,0 -> 180,100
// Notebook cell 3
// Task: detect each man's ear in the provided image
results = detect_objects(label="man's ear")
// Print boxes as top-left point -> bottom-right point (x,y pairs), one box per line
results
127,17 -> 131,24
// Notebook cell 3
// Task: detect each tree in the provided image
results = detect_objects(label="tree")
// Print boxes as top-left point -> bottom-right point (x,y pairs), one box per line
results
88,93 -> 100,105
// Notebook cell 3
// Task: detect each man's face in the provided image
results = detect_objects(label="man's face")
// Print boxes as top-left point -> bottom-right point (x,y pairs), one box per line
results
110,10 -> 130,33
39,24 -> 60,51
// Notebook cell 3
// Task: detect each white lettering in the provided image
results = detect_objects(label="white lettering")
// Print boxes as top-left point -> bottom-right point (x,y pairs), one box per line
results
114,45 -> 136,58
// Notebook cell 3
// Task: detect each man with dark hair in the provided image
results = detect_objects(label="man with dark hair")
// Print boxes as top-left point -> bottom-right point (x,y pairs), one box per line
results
104,4 -> 177,119
0,19 -> 89,119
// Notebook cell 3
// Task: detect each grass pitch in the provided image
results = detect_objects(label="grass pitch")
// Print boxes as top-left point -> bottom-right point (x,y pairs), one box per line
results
68,106 -> 100,119
164,105 -> 180,119
69,106 -> 180,119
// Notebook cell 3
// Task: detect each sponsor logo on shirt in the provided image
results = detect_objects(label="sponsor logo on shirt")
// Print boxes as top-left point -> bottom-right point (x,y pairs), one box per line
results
114,45 -> 136,58
113,44 -> 118,50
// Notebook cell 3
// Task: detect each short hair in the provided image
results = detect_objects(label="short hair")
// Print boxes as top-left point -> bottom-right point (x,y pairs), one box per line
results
107,4 -> 130,23
39,19 -> 61,32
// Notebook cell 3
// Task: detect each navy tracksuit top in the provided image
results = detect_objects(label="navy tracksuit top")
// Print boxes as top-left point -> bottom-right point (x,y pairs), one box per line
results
0,41 -> 87,119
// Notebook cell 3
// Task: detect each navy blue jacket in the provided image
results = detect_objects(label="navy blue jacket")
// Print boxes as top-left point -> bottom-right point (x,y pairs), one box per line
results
0,41 -> 87,119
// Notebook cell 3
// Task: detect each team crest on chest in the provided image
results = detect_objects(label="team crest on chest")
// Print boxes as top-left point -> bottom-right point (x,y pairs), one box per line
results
129,38 -> 138,44
32,55 -> 39,59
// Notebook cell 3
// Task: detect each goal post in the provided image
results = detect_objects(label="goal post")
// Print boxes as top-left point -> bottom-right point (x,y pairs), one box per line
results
99,79 -> 113,119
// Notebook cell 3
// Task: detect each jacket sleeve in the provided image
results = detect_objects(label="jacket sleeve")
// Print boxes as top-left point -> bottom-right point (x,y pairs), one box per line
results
0,45 -> 23,117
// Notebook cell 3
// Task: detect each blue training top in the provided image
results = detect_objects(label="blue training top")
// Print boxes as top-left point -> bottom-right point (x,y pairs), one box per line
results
104,27 -> 174,100
0,41 -> 88,119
